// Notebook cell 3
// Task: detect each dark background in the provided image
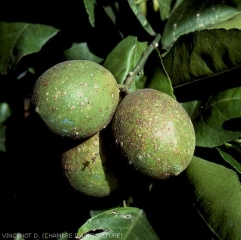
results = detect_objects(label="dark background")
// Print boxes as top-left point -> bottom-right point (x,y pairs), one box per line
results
0,1 -> 217,239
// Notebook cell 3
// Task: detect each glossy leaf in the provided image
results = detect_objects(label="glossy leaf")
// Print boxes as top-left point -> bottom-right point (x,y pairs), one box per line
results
163,29 -> 241,88
76,207 -> 159,240
157,0 -> 173,20
216,147 -> 241,174
103,36 -> 148,91
185,156 -> 241,240
83,0 -> 96,27
210,11 -> 241,29
0,22 -> 59,75
64,42 -> 103,63
193,86 -> 241,147
161,0 -> 241,49
127,0 -> 156,36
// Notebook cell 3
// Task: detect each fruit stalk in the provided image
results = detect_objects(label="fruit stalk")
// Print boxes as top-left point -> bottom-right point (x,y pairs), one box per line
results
123,33 -> 161,92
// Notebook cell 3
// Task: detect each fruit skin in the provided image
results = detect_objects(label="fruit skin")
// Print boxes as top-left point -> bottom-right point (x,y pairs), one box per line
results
62,131 -> 118,197
31,60 -> 119,139
111,88 -> 195,179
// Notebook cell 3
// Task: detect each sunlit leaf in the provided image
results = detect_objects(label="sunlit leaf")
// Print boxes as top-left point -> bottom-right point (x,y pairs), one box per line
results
127,0 -> 156,36
138,1 -> 147,16
103,36 -> 148,92
161,0 -> 241,49
76,207 -> 159,240
192,86 -> 241,147
163,29 -> 241,88
0,22 -> 59,75
185,156 -> 241,240
210,11 -> 241,29
64,42 -> 103,63
83,0 -> 96,27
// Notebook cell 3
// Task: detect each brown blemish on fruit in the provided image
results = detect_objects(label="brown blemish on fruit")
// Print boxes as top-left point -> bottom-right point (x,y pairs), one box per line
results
111,88 -> 195,179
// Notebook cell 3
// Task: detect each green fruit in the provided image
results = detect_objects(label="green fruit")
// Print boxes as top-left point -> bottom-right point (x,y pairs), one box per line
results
111,88 -> 195,179
31,60 -> 119,139
62,131 -> 118,197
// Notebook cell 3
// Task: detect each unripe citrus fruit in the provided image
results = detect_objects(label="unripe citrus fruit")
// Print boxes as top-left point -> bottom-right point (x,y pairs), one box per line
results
31,60 -> 119,139
62,131 -> 118,197
111,88 -> 195,179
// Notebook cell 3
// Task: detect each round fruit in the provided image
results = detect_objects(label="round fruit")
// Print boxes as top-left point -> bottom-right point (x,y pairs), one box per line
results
31,60 -> 119,139
111,88 -> 195,179
62,131 -> 118,197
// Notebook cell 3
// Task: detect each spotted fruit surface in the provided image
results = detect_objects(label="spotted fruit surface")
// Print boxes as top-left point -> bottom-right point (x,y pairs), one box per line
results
62,131 -> 118,197
31,60 -> 119,139
111,88 -> 196,179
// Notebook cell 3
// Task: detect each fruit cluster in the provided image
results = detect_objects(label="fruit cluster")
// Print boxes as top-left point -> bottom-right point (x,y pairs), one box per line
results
31,60 -> 195,197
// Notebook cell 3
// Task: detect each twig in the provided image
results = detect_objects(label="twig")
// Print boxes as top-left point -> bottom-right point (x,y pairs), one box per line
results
123,33 -> 161,92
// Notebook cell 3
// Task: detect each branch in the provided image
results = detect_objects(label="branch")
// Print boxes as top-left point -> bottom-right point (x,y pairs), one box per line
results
123,33 -> 162,92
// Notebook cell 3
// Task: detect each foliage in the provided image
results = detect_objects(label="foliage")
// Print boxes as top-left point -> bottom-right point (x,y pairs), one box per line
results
1,0 -> 241,239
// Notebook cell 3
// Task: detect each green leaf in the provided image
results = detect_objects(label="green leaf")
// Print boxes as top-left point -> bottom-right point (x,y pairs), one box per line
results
181,100 -> 201,118
157,0 -> 173,20
185,156 -> 241,240
127,0 -> 156,36
171,0 -> 184,9
64,42 -> 103,63
0,124 -> 6,152
193,86 -> 241,147
83,0 -> 96,27
216,147 -> 241,174
0,102 -> 11,124
0,22 -> 59,75
163,29 -> 241,88
147,66 -> 174,98
76,207 -> 159,240
161,0 -> 241,49
147,49 -> 175,99
103,4 -> 118,26
210,11 -> 241,29
103,36 -> 148,91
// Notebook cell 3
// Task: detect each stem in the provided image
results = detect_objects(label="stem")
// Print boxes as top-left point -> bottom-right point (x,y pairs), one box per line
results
123,33 -> 161,92
117,84 -> 126,90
